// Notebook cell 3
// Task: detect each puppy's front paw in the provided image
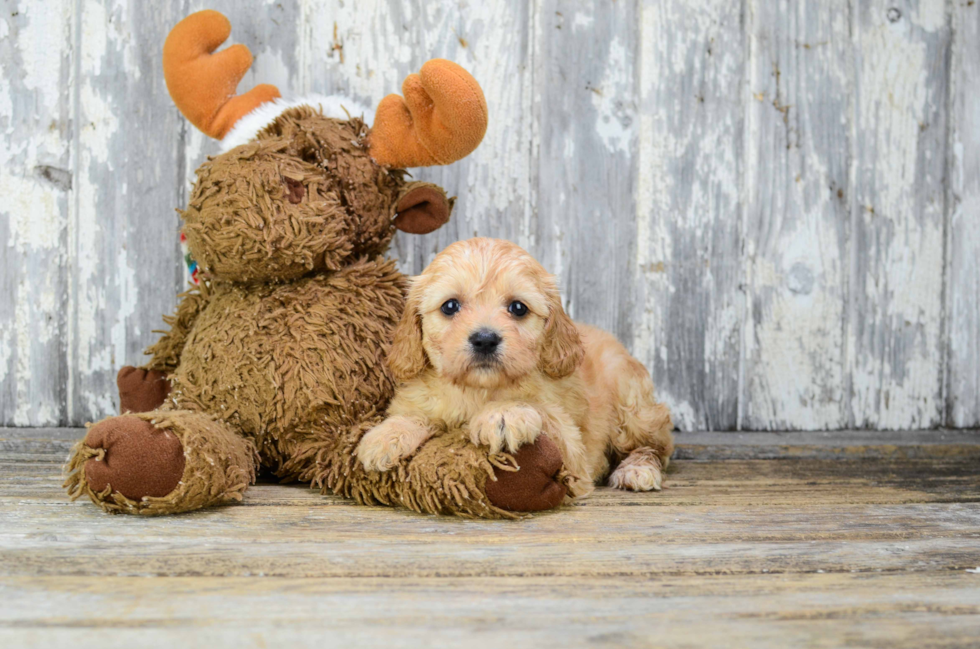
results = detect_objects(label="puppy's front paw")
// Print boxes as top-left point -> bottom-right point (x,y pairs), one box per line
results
469,404 -> 542,454
608,448 -> 664,492
356,418 -> 429,473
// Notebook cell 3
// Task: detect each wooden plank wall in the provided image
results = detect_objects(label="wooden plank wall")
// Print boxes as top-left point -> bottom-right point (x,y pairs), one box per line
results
0,0 -> 977,431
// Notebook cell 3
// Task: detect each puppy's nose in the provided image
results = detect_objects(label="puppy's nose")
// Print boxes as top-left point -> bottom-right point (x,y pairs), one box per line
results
469,329 -> 502,355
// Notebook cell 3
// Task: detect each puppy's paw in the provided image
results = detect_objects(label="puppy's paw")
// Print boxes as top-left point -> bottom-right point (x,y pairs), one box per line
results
608,463 -> 662,491
356,418 -> 429,473
469,404 -> 542,454
608,448 -> 664,492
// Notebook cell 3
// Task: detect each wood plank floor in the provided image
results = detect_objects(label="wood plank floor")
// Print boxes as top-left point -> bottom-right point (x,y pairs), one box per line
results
2,428 -> 979,648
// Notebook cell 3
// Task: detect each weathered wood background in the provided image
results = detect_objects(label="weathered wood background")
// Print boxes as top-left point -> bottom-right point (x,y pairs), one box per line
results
3,428 -> 980,646
1,0 -> 977,431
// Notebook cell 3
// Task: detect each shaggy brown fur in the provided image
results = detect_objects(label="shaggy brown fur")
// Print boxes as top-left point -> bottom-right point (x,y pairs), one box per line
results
64,109 -> 567,517
183,114 -> 400,283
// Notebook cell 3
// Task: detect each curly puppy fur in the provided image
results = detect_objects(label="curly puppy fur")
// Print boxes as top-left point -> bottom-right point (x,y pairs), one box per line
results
357,238 -> 675,496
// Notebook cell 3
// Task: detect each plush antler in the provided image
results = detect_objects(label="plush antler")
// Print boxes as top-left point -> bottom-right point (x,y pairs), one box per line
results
369,60 -> 488,168
163,10 -> 281,139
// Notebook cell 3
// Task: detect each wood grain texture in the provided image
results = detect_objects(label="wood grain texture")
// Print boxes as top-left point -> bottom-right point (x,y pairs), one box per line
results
534,0 -> 638,343
634,0 -> 744,431
2,0 -> 978,431
946,1 -> 980,428
742,0 -> 850,430
0,1 -> 73,425
68,0 -> 187,424
846,0 -> 950,429
1,573 -> 979,649
1,428 -> 979,647
1,572 -> 978,649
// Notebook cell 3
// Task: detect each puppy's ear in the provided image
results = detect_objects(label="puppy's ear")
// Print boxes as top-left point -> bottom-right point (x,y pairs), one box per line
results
388,287 -> 428,381
539,283 -> 584,379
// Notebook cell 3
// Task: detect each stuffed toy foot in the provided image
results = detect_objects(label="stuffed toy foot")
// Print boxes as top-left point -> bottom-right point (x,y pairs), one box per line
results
485,436 -> 568,512
64,411 -> 257,515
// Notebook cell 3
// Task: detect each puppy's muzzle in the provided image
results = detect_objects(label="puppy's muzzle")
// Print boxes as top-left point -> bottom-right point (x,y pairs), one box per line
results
469,328 -> 502,358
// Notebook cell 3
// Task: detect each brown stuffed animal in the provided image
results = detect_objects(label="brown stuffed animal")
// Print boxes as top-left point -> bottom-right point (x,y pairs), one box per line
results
64,10 -> 568,517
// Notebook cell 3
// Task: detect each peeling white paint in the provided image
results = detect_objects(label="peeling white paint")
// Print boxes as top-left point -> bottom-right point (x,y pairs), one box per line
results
451,0 -> 534,219
572,11 -> 594,32
80,1 -> 107,77
947,0 -> 980,427
1,0 -> 72,425
14,274 -> 34,426
0,327 -> 11,389
740,0 -> 851,430
846,0 -> 948,428
18,2 -> 69,112
1,0 -> 972,430
301,0 -> 415,103
633,0 -> 743,431
70,0 -> 158,423
633,112 -> 671,369
75,80 -> 118,377
110,247 -> 138,381
1,171 -> 62,252
591,37 -> 634,154
914,0 -> 947,34
662,398 -> 698,433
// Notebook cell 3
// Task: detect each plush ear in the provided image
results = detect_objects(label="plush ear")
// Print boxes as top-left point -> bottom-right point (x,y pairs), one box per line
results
393,182 -> 454,235
388,288 -> 429,381
539,284 -> 584,379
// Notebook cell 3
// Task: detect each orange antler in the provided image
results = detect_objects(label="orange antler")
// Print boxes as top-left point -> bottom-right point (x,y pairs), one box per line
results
163,10 -> 281,139
369,59 -> 488,168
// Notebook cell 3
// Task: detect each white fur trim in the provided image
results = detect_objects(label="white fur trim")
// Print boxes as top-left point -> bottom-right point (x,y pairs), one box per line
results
219,94 -> 375,152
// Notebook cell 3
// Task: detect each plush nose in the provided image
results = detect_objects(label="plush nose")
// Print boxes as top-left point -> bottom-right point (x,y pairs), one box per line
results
469,329 -> 502,356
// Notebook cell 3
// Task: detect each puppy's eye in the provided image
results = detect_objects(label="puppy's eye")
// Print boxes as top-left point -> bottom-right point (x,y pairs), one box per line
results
508,301 -> 528,318
441,299 -> 461,316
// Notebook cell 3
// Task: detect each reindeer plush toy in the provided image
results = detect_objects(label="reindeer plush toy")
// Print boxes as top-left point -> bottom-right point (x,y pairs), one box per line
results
64,10 -> 569,517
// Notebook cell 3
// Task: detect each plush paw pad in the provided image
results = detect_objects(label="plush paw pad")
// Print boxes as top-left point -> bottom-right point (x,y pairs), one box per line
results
485,435 -> 567,512
469,405 -> 542,454
117,366 -> 171,413
82,416 -> 186,500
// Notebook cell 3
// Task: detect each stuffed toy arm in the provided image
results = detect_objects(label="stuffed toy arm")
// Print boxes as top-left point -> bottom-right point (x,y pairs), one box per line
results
113,284 -> 209,414
295,417 -> 569,518
144,283 -> 210,374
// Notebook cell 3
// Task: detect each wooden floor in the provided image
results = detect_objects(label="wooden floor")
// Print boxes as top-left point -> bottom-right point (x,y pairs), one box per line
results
2,428 -> 979,648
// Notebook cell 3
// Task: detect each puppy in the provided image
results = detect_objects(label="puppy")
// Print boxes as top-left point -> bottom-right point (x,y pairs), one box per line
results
356,237 -> 674,497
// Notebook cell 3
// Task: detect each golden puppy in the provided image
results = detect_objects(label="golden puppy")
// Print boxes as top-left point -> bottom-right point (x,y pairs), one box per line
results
356,237 -> 674,497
